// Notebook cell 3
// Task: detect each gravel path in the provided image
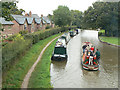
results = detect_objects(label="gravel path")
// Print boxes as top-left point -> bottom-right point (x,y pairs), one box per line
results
21,36 -> 60,89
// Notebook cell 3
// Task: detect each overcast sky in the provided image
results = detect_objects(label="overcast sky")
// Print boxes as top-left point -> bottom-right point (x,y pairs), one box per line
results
16,0 -> 99,16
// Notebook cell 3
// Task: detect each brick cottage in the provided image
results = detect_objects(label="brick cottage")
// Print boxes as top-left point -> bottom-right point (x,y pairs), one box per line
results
0,11 -> 54,38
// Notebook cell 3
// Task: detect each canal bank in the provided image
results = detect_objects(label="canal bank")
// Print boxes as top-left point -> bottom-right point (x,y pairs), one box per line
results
2,34 -> 61,88
98,36 -> 120,48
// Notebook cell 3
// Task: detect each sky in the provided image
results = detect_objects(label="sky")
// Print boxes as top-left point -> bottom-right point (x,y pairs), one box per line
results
16,0 -> 99,16
16,0 -> 98,16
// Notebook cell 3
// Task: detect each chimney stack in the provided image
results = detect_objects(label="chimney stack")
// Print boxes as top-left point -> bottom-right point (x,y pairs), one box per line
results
29,11 -> 32,17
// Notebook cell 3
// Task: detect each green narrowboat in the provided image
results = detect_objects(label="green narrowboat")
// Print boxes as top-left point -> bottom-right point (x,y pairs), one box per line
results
51,38 -> 67,61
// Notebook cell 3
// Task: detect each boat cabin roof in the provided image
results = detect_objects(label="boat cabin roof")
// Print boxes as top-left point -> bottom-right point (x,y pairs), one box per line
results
82,42 -> 93,48
55,38 -> 66,47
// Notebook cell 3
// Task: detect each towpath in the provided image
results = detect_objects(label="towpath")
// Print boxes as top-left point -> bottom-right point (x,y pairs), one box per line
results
21,36 -> 60,89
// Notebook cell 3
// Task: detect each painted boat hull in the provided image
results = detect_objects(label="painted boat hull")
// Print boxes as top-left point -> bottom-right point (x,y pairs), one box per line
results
81,42 -> 99,71
82,63 -> 99,71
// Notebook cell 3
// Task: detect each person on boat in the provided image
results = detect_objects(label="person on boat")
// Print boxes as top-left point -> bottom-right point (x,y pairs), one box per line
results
86,45 -> 90,50
82,44 -> 87,53
90,46 -> 94,52
89,51 -> 94,65
95,49 -> 100,62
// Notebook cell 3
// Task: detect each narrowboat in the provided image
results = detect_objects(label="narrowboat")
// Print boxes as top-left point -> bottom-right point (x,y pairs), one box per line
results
81,42 -> 99,71
75,29 -> 79,34
60,33 -> 70,44
51,38 -> 67,61
69,30 -> 76,37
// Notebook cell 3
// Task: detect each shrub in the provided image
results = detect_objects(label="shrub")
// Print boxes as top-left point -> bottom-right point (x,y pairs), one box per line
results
45,25 -> 51,29
98,29 -> 105,36
2,42 -> 8,46
98,32 -> 102,36
6,34 -> 17,41
2,35 -> 32,71
19,30 -> 28,35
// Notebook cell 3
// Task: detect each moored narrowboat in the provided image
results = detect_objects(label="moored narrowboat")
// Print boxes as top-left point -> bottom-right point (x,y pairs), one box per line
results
69,31 -> 76,37
81,42 -> 99,71
60,33 -> 70,44
51,38 -> 67,61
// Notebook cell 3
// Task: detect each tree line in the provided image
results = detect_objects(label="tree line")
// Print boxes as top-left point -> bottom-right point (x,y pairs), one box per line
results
52,2 -> 119,37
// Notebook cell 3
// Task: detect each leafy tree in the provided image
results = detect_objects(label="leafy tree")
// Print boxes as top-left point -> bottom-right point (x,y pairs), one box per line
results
71,10 -> 83,28
82,2 -> 119,36
47,14 -> 53,20
53,5 -> 72,27
1,1 -> 25,21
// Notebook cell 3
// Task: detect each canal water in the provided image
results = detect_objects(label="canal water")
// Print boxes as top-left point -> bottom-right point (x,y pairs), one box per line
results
50,30 -> 118,88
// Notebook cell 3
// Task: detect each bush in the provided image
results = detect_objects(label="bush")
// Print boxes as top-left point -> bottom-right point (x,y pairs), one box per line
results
98,32 -> 102,36
2,35 -> 32,71
2,42 -> 8,46
19,30 -> 28,35
45,25 -> 51,29
6,34 -> 17,41
98,29 -> 105,36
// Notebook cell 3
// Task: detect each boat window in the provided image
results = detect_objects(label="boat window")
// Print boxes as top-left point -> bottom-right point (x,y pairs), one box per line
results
54,47 -> 66,55
60,36 -> 66,40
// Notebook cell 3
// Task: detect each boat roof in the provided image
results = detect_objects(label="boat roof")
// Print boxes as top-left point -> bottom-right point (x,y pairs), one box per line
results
82,42 -> 93,47
55,38 -> 66,47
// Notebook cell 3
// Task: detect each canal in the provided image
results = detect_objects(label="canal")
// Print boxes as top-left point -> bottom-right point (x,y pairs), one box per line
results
50,30 -> 118,88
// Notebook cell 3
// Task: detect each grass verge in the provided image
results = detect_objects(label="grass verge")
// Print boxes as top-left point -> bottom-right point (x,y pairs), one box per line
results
99,36 -> 120,45
2,33 -> 61,88
28,37 -> 57,88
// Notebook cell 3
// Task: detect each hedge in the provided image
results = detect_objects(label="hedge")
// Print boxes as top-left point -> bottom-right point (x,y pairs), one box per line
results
98,29 -> 105,36
2,26 -> 77,72
2,36 -> 32,71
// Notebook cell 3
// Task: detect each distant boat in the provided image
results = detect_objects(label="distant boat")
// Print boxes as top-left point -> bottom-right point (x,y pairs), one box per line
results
81,42 -> 99,71
69,30 -> 77,37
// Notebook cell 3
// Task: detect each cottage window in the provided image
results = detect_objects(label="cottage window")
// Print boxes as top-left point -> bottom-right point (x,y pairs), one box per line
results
8,26 -> 11,30
24,24 -> 27,30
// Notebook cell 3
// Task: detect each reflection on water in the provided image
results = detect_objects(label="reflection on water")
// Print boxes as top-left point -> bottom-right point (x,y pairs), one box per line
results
51,60 -> 67,71
50,30 -> 118,88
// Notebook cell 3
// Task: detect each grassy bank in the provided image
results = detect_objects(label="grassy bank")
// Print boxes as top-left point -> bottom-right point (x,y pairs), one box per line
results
2,33 -> 61,88
28,37 -> 57,88
99,36 -> 120,45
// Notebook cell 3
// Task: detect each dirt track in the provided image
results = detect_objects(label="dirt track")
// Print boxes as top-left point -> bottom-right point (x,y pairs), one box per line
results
21,36 -> 60,89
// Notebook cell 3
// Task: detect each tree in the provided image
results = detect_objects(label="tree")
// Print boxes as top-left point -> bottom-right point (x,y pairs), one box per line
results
53,5 -> 72,27
71,10 -> 83,28
1,1 -> 25,21
82,2 -> 119,36
47,14 -> 53,20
